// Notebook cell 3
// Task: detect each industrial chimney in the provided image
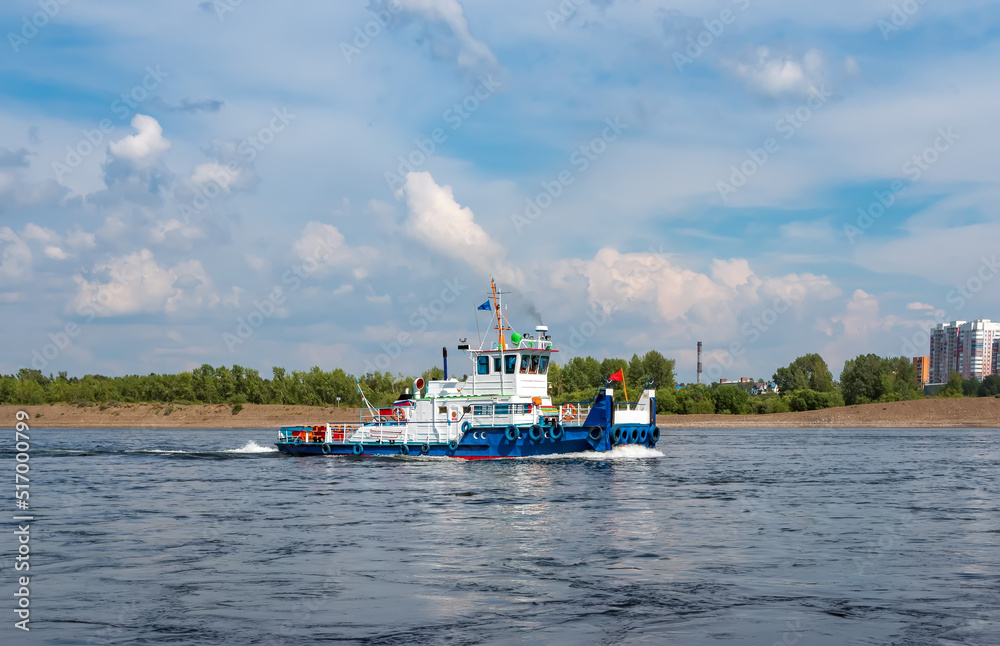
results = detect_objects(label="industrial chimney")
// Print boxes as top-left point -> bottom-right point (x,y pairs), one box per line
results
697,341 -> 702,384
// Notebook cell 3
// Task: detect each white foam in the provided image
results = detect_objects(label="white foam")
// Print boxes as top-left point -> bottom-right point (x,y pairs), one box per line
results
223,440 -> 278,454
528,445 -> 664,460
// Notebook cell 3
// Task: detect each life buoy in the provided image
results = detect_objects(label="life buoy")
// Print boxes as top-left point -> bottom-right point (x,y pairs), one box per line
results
611,426 -> 623,444
588,426 -> 603,442
393,408 -> 405,422
551,424 -> 564,440
448,439 -> 459,451
292,436 -> 302,445
650,427 -> 660,443
505,425 -> 520,441
352,444 -> 363,456
461,420 -> 472,434
560,403 -> 577,421
529,425 -> 543,441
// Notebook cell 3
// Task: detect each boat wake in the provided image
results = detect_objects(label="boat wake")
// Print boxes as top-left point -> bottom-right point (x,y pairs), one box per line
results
222,440 -> 278,454
528,445 -> 664,460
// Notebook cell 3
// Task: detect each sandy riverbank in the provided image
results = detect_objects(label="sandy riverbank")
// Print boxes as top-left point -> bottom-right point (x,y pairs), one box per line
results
5,397 -> 1000,429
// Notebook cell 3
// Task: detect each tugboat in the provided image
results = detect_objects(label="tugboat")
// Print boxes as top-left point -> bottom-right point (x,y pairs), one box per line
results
274,279 -> 659,458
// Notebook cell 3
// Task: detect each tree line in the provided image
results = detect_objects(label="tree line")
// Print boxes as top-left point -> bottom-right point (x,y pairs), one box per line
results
2,349 -> 996,412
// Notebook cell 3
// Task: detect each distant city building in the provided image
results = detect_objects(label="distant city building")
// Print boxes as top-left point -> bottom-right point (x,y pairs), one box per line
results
929,319 -> 1000,382
718,378 -> 776,395
930,321 -> 964,383
994,339 -> 1000,376
912,356 -> 930,387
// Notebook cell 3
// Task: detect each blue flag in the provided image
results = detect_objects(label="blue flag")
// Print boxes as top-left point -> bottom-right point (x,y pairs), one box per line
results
478,300 -> 491,310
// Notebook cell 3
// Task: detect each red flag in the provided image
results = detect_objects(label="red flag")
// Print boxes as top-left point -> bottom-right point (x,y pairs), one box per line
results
609,369 -> 624,382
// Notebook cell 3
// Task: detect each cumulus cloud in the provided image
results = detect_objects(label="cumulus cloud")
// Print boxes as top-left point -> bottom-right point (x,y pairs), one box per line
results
711,258 -> 753,289
561,247 -> 841,343
69,249 -> 217,317
292,221 -> 381,281
108,114 -> 171,166
0,227 -> 32,282
731,47 -> 826,97
20,223 -> 94,261
397,0 -> 497,68
399,171 -> 521,285
907,302 -> 935,310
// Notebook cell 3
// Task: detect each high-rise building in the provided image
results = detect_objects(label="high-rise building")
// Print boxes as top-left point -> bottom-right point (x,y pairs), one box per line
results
929,319 -> 1000,383
930,321 -> 964,383
912,356 -> 930,387
959,319 -> 1000,380
994,339 -> 1000,376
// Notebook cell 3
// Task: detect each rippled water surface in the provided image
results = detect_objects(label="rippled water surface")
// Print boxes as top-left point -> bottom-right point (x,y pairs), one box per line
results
5,427 -> 999,645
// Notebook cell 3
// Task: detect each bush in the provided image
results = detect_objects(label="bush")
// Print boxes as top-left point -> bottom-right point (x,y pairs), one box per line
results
685,399 -> 715,414
713,385 -> 750,415
232,403 -> 243,415
788,389 -> 844,412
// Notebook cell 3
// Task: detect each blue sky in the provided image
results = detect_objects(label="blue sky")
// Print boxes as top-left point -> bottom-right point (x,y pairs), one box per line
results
2,0 -> 999,382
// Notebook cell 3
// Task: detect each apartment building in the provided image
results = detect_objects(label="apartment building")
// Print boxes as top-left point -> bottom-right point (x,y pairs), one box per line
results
929,319 -> 1000,382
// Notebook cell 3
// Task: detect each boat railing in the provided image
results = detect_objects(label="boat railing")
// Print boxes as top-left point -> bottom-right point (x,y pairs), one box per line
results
553,402 -> 592,426
351,421 -> 465,445
277,424 -> 360,443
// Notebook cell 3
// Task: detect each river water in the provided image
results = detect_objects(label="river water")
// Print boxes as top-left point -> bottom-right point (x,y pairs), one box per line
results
3,427 -> 998,645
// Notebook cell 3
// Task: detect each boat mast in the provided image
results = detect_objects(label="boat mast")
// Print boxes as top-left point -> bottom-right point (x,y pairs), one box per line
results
491,278 -> 505,351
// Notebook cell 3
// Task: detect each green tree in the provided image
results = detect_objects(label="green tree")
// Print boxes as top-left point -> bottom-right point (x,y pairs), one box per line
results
841,354 -> 888,405
713,385 -> 750,414
773,354 -> 834,393
942,371 -> 965,397
842,354 -> 922,405
979,374 -> 1000,397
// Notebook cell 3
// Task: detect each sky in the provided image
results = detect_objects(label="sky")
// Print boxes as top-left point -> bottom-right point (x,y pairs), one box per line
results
2,0 -> 1000,383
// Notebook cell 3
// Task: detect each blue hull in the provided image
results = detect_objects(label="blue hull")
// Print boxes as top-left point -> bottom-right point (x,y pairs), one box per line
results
275,425 -> 658,459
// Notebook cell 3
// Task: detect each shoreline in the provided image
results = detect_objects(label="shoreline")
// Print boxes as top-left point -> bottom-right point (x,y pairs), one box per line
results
5,397 -> 1000,429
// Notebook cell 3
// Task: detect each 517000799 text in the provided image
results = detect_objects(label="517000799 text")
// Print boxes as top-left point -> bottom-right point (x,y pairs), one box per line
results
13,410 -> 33,632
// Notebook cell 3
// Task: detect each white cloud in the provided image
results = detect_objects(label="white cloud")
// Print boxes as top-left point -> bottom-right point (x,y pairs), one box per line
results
559,247 -> 842,345
22,223 -> 60,243
65,227 -> 96,250
397,0 -> 497,68
44,246 -> 69,260
244,253 -> 267,271
294,221 -> 346,261
0,227 -> 31,282
907,302 -> 935,310
149,218 -> 207,246
108,114 -> 171,166
69,249 -> 217,317
711,258 -> 753,289
399,171 -> 521,285
731,47 -> 825,97
189,162 -> 240,194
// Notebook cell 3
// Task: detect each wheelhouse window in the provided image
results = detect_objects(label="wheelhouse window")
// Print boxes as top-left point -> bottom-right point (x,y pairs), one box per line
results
529,355 -> 540,374
477,356 -> 490,375
539,356 -> 549,374
493,356 -> 502,373
520,354 -> 529,373
504,355 -> 516,374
